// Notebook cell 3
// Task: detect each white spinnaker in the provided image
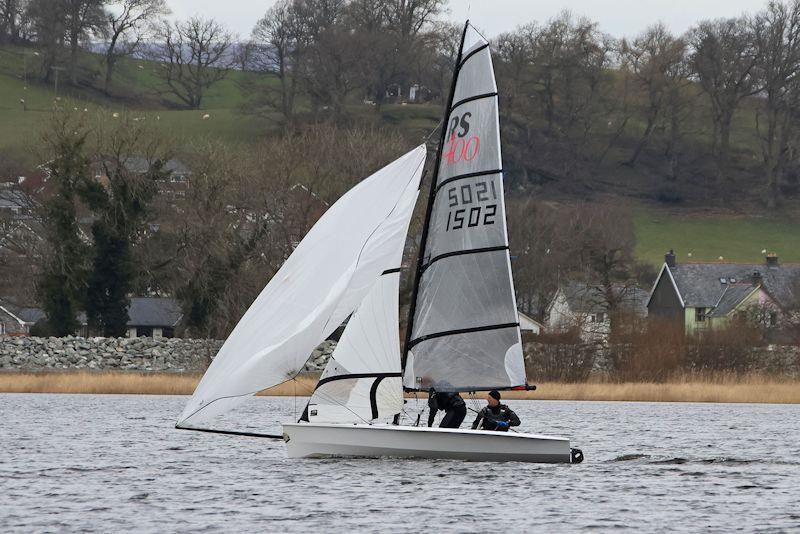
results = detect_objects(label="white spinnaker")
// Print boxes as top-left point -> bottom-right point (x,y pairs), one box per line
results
404,24 -> 526,392
306,186 -> 418,424
178,146 -> 426,428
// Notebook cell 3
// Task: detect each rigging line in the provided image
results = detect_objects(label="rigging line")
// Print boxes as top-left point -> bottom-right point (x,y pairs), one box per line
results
423,119 -> 443,143
291,373 -> 375,426
468,23 -> 492,44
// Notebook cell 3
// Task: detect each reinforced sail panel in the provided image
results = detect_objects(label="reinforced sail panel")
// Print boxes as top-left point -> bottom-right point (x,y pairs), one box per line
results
403,25 -> 526,392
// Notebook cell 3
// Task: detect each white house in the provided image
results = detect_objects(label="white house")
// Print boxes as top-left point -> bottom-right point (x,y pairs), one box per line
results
546,282 -> 648,342
518,310 -> 544,335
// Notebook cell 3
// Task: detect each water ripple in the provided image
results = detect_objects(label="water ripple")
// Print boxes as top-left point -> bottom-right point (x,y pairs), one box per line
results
1,394 -> 799,532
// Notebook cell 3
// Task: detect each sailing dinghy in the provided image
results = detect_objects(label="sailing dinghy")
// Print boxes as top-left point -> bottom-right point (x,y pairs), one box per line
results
177,22 -> 583,464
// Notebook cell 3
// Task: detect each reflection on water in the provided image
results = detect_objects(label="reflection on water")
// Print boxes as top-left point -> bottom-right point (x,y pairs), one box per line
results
2,394 -> 799,532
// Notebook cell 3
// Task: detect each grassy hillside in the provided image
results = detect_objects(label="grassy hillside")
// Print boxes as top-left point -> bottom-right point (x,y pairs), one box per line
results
3,45 -> 800,269
635,208 -> 800,266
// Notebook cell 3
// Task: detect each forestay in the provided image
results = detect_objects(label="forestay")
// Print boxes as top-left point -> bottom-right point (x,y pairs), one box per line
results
403,25 -> 526,392
177,146 -> 427,428
304,181 -> 420,424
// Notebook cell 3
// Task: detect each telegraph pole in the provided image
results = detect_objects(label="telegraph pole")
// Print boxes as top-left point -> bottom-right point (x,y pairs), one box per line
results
50,66 -> 66,98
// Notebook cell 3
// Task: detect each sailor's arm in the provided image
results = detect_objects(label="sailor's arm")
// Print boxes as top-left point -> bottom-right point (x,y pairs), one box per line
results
471,410 -> 483,430
507,408 -> 521,427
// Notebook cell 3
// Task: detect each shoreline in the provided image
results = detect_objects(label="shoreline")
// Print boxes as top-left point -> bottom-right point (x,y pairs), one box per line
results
2,371 -> 799,404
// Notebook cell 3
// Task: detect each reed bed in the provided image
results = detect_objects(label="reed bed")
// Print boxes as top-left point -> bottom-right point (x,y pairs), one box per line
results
0,372 -> 318,396
1,371 -> 798,403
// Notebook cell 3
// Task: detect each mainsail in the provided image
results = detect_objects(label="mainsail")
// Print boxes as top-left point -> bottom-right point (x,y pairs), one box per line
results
403,24 -> 526,392
178,146 -> 426,428
304,182 -> 419,424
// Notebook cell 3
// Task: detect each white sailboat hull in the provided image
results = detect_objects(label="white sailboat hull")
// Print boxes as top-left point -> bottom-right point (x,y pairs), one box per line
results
282,423 -> 575,463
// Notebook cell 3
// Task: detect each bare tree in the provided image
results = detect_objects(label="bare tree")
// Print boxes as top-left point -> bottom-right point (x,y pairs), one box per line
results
495,24 -> 536,118
171,123 -> 409,337
152,17 -> 233,109
246,0 -> 307,125
690,17 -> 761,179
621,23 -> 689,166
25,0 -> 66,82
0,0 -> 27,43
102,0 -> 169,95
64,0 -> 106,85
752,0 -> 800,208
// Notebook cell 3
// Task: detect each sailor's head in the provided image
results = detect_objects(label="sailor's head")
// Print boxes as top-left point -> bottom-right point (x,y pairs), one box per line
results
487,390 -> 501,407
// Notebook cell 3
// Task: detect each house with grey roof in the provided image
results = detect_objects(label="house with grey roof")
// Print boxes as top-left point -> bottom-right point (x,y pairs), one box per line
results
547,281 -> 648,341
1,297 -> 183,338
78,297 -> 184,338
647,250 -> 800,334
0,299 -> 45,335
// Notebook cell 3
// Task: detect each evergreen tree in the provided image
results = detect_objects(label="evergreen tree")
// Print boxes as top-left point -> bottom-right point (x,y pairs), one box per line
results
38,114 -> 91,336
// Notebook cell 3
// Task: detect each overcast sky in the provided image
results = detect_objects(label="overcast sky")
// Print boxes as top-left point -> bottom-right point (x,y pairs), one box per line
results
167,0 -> 765,38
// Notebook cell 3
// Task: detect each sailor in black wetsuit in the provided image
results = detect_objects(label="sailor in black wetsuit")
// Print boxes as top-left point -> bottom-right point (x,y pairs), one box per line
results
471,390 -> 520,432
427,387 -> 467,428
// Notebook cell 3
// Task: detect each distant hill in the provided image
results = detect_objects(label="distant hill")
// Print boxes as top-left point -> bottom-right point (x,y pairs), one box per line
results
2,44 -> 800,268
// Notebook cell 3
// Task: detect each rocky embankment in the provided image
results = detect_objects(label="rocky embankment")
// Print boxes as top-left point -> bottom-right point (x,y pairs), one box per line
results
0,336 -> 335,373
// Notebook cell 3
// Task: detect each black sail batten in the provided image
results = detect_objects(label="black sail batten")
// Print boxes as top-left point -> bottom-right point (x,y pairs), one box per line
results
421,246 -> 509,274
401,21 -> 470,374
435,169 -> 503,195
459,42 -> 490,68
450,92 -> 498,112
381,268 -> 401,275
369,376 -> 390,419
314,372 -> 402,390
407,322 -> 520,350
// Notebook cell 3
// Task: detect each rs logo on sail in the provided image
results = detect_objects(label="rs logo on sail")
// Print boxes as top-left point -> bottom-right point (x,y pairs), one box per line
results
444,112 -> 480,165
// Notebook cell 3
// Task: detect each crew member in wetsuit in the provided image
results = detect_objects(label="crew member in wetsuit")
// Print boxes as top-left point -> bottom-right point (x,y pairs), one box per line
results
427,387 -> 467,428
471,390 -> 520,432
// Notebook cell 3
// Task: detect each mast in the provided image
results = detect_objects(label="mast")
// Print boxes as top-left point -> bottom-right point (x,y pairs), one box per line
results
401,21 -> 470,379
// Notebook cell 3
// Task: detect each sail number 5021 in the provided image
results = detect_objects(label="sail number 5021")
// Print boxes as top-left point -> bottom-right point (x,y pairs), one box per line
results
445,181 -> 498,232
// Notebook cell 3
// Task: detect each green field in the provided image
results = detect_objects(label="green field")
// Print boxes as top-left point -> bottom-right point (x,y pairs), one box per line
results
634,209 -> 800,266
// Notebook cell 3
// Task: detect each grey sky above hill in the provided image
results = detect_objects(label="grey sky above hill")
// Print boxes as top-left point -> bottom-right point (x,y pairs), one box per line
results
168,0 -> 762,38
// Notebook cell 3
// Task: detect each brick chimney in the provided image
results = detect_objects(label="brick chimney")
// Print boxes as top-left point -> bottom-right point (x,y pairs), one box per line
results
766,252 -> 779,267
665,249 -> 677,268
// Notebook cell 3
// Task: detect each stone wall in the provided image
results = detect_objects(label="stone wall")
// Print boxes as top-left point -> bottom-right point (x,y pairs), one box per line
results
0,336 -> 336,373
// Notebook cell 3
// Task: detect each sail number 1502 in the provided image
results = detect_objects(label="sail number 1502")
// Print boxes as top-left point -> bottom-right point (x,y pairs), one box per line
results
445,181 -> 498,232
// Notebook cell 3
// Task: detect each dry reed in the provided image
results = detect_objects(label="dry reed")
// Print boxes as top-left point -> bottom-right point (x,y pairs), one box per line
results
0,371 -> 318,396
1,371 -> 798,403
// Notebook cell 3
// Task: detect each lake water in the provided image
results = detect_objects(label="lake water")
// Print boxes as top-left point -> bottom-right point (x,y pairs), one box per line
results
2,394 -> 799,532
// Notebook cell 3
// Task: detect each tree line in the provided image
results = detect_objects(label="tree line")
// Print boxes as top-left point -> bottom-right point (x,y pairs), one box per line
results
496,2 -> 800,208
6,0 -> 800,337
6,1 -> 800,206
